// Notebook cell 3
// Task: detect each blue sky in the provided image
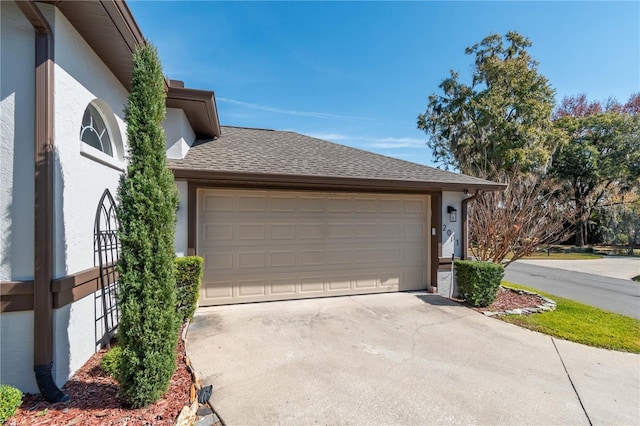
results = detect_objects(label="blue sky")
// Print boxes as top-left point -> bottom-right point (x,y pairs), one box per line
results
128,1 -> 640,167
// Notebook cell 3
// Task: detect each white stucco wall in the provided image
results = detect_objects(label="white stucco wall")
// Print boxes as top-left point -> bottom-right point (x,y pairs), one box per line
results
0,1 -> 35,282
53,293 -> 108,388
164,108 -> 196,160
175,180 -> 189,257
44,3 -> 130,279
1,2 -> 195,392
43,3 -> 132,386
0,311 -> 38,393
0,1 -> 38,394
442,191 -> 466,258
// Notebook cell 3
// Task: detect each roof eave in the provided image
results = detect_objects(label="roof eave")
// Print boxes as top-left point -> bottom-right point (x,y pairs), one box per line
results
170,168 -> 507,193
166,85 -> 221,139
44,1 -> 220,139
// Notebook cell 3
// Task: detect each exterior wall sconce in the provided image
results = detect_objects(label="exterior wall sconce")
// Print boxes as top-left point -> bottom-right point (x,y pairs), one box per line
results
447,206 -> 457,222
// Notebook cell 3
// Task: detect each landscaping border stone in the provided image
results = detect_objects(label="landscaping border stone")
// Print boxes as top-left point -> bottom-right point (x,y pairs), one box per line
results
481,286 -> 556,317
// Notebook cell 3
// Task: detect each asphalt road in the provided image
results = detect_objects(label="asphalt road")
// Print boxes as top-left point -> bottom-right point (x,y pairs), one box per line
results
504,262 -> 640,319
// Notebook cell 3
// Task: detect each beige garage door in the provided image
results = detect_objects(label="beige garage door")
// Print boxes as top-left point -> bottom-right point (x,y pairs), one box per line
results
197,189 -> 430,306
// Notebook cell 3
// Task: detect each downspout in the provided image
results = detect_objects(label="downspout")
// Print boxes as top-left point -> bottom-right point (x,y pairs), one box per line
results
16,1 -> 70,403
461,190 -> 482,260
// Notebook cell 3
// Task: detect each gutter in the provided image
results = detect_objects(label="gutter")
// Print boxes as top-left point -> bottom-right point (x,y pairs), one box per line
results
461,190 -> 482,260
16,0 -> 69,403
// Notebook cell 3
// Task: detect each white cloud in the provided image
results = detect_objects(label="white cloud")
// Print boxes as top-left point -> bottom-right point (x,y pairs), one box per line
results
368,137 -> 425,148
218,97 -> 372,122
304,132 -> 351,141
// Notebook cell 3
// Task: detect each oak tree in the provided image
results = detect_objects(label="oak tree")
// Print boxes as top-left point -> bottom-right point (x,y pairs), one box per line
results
417,31 -> 560,180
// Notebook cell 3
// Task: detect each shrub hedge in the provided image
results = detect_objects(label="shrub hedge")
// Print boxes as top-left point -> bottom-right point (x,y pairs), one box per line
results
454,260 -> 504,307
0,385 -> 22,424
176,256 -> 204,322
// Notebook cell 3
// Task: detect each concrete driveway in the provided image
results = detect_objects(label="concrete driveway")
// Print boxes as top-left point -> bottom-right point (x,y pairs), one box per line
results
186,292 -> 639,425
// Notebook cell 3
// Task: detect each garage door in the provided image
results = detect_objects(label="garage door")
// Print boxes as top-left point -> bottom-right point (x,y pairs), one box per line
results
197,189 -> 430,306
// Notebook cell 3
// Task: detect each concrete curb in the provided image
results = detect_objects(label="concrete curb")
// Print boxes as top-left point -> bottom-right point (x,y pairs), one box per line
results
174,320 -> 225,426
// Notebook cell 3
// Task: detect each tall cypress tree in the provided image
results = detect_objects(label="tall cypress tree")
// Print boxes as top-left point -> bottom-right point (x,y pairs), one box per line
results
116,43 -> 179,407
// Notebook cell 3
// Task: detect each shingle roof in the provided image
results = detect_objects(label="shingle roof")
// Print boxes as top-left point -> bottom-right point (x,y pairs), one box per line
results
167,126 -> 503,191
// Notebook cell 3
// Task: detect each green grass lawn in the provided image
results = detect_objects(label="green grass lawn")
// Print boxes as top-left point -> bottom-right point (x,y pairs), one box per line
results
501,281 -> 640,353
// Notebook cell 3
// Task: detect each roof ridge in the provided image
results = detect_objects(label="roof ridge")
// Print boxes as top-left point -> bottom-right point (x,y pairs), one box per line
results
221,125 -> 275,132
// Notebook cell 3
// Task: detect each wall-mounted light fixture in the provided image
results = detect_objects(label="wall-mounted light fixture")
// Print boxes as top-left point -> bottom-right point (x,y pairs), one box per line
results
447,206 -> 457,222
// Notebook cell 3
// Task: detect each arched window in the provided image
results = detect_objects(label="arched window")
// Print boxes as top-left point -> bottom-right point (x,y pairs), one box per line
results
79,100 -> 124,170
80,103 -> 113,156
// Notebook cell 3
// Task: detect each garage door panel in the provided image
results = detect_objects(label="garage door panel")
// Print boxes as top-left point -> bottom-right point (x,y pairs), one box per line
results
300,223 -> 324,239
237,223 -> 266,240
237,280 -> 266,297
271,224 -> 296,239
238,195 -> 266,212
405,199 -> 426,213
300,278 -> 324,293
204,252 -> 233,270
327,224 -> 352,239
197,189 -> 430,306
238,252 -> 266,268
326,276 -> 351,291
203,281 -> 234,299
270,251 -> 296,267
328,249 -> 353,265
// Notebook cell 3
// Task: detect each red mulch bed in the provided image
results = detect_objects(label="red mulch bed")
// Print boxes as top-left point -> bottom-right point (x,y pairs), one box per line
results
9,326 -> 192,426
457,286 -> 544,313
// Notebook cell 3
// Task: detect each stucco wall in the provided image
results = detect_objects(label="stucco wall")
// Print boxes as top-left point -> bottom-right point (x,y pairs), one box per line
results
442,191 -> 466,258
45,3 -> 131,386
1,3 -> 131,392
0,1 -> 35,282
53,294 -> 108,388
0,311 -> 38,393
164,108 -> 196,160
45,4 -> 130,279
0,1 -> 38,394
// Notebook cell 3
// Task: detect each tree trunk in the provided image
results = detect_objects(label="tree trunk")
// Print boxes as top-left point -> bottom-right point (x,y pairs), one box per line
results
574,189 -> 585,247
575,221 -> 585,247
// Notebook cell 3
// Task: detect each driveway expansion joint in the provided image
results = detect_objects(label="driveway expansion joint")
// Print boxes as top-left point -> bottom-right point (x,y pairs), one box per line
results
551,337 -> 593,426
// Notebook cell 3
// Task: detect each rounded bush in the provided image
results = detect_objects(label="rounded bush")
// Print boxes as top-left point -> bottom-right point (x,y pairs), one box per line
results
0,384 -> 23,424
100,346 -> 123,378
455,260 -> 504,307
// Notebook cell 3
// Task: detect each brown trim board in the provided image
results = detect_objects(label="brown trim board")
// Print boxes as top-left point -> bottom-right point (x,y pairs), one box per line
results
172,169 -> 506,193
17,0 -> 55,370
1,266 -> 114,313
430,193 -> 442,289
187,182 -> 197,256
0,281 -> 35,312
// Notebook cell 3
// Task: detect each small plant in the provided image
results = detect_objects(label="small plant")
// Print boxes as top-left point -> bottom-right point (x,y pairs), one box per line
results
455,260 -> 504,307
175,256 -> 204,322
100,346 -> 123,378
0,385 -> 23,424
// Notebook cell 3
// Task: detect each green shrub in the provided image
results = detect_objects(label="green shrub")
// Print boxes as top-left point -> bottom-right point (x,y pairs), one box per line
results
176,256 -> 204,322
0,385 -> 22,424
100,346 -> 122,378
455,260 -> 504,307
116,43 -> 180,408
